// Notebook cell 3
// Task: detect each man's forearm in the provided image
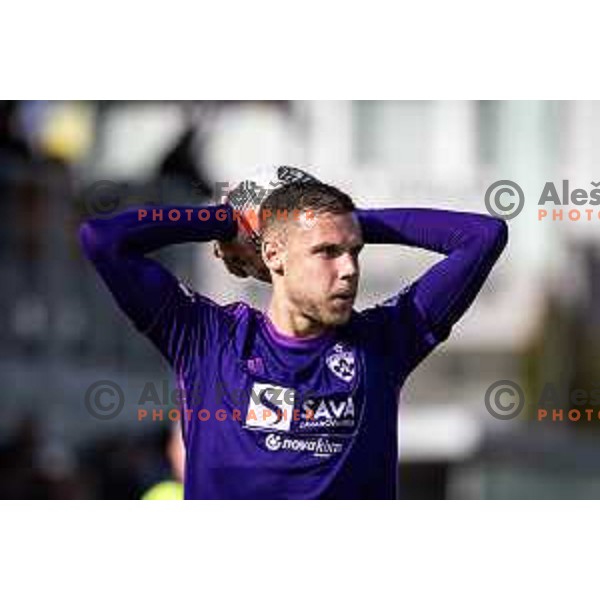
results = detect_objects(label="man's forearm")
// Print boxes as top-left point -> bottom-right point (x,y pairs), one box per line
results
79,204 -> 238,334
80,204 -> 237,261
357,207 -> 509,342
357,207 -> 507,256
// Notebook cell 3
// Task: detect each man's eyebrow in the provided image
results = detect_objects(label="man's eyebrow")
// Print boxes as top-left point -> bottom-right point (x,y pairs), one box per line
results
310,242 -> 339,253
310,241 -> 364,253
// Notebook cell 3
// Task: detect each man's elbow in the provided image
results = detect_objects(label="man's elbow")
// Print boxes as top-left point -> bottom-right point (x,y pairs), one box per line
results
479,217 -> 508,257
488,217 -> 509,255
78,219 -> 113,263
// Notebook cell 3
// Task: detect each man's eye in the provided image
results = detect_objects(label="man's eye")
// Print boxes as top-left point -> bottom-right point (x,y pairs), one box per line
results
321,247 -> 338,258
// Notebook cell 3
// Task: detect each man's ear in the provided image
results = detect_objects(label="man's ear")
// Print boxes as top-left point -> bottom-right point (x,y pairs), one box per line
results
262,235 -> 285,275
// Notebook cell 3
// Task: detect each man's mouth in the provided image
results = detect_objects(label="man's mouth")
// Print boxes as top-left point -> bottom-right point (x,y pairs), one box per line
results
331,291 -> 356,302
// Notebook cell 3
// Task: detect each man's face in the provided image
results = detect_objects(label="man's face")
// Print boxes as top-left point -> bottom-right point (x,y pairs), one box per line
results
277,211 -> 363,327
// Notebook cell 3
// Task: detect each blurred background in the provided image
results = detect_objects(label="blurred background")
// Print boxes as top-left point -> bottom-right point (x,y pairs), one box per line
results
1,99 -> 599,499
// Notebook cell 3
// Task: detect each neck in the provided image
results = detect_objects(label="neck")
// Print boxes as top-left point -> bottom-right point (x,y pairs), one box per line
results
267,294 -> 328,339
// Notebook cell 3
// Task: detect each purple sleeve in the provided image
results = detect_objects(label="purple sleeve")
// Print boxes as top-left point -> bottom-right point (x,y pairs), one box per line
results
357,208 -> 508,371
78,205 -> 237,369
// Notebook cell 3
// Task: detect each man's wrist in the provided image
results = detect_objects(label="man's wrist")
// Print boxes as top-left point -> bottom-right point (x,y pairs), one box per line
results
213,204 -> 239,242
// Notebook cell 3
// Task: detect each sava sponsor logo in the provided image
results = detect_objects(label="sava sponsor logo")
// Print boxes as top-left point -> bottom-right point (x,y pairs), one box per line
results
298,396 -> 356,430
245,381 -> 356,432
265,433 -> 344,456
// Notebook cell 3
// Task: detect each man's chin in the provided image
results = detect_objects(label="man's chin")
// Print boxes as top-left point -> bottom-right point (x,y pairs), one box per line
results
322,309 -> 353,327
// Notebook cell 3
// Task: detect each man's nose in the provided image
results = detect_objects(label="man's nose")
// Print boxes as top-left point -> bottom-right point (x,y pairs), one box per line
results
338,253 -> 359,280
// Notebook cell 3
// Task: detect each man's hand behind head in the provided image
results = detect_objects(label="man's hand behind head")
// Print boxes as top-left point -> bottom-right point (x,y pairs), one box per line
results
214,238 -> 271,283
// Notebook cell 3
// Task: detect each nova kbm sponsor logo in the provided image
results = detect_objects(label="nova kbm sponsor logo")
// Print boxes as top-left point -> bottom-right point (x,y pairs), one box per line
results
264,434 -> 344,457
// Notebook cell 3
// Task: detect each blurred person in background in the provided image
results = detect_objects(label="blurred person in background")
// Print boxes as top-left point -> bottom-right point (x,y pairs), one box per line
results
141,424 -> 185,500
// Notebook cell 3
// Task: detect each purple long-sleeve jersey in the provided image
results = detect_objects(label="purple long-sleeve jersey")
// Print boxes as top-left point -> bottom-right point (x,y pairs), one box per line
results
79,204 -> 507,499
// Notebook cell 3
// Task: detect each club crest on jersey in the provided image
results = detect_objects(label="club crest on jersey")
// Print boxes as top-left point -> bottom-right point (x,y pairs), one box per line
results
326,344 -> 356,383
